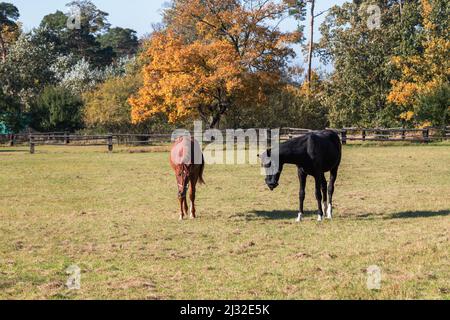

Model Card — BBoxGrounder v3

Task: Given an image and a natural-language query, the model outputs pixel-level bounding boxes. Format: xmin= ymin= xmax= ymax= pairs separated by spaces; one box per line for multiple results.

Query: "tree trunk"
xmin=209 ymin=112 xmax=222 ymax=129
xmin=307 ymin=0 xmax=316 ymax=90
xmin=207 ymin=101 xmax=229 ymax=129
xmin=198 ymin=106 xmax=223 ymax=129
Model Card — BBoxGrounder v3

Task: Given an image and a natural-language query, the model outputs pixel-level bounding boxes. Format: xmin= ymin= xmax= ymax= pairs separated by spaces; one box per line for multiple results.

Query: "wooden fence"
xmin=114 ymin=133 xmax=173 ymax=146
xmin=0 ymin=132 xmax=66 ymax=146
xmin=282 ymin=127 xmax=450 ymax=144
xmin=28 ymin=134 xmax=114 ymax=154
xmin=335 ymin=127 xmax=449 ymax=144
xmin=1 ymin=127 xmax=449 ymax=153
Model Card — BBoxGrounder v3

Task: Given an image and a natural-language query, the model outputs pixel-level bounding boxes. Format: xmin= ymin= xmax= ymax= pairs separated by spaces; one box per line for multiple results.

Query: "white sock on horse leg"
xmin=322 ymin=202 xmax=327 ymax=214
xmin=296 ymin=212 xmax=303 ymax=222
xmin=327 ymin=204 xmax=333 ymax=219
xmin=190 ymin=201 xmax=194 ymax=218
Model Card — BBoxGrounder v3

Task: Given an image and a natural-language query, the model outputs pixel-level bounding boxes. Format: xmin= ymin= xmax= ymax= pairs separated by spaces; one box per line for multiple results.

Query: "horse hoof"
xmin=296 ymin=213 xmax=303 ymax=223
xmin=317 ymin=215 xmax=323 ymax=222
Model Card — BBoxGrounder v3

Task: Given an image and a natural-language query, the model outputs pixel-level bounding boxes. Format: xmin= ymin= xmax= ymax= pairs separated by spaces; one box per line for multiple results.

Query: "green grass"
xmin=0 ymin=144 xmax=449 ymax=300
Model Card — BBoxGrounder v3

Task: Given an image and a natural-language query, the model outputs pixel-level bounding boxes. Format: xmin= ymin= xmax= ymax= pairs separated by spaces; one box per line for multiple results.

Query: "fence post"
xmin=29 ymin=135 xmax=35 ymax=154
xmin=108 ymin=134 xmax=113 ymax=152
xmin=362 ymin=130 xmax=366 ymax=142
xmin=65 ymin=131 xmax=70 ymax=144
xmin=341 ymin=129 xmax=347 ymax=145
xmin=9 ymin=134 xmax=15 ymax=147
xmin=401 ymin=129 xmax=406 ymax=140
xmin=423 ymin=128 xmax=429 ymax=143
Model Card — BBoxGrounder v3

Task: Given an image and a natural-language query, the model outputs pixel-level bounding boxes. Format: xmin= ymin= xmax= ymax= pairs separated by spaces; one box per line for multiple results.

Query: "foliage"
xmin=0 ymin=1 xmax=143 ymax=133
xmin=415 ymin=83 xmax=450 ymax=129
xmin=66 ymin=0 xmax=110 ymax=35
xmin=30 ymin=86 xmax=83 ymax=132
xmin=102 ymin=56 xmax=136 ymax=79
xmin=1 ymin=0 xmax=447 ymax=132
xmin=317 ymin=0 xmax=424 ymax=127
xmin=0 ymin=3 xmax=19 ymax=26
xmin=53 ymin=57 xmax=105 ymax=95
xmin=98 ymin=27 xmax=139 ymax=58
xmin=83 ymin=73 xmax=142 ymax=131
xmin=224 ymin=72 xmax=328 ymax=129
xmin=0 ymin=87 xmax=22 ymax=132
xmin=40 ymin=1 xmax=114 ymax=67
xmin=0 ymin=2 xmax=20 ymax=61
xmin=388 ymin=0 xmax=449 ymax=127
xmin=0 ymin=32 xmax=57 ymax=107
xmin=0 ymin=23 xmax=60 ymax=132
xmin=83 ymin=63 xmax=175 ymax=133
xmin=130 ymin=0 xmax=302 ymax=129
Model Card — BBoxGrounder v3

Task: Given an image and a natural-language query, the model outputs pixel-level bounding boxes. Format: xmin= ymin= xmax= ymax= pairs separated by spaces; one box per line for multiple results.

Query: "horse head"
xmin=258 ymin=149 xmax=282 ymax=191
xmin=175 ymin=164 xmax=190 ymax=198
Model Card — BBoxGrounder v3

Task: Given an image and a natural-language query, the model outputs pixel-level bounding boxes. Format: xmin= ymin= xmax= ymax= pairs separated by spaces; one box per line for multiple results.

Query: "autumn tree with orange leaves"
xmin=129 ymin=0 xmax=301 ymax=128
xmin=388 ymin=0 xmax=449 ymax=128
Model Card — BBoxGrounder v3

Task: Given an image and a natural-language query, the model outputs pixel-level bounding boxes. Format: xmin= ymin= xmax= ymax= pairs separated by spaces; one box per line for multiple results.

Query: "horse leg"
xmin=314 ymin=174 xmax=324 ymax=222
xmin=179 ymin=197 xmax=186 ymax=220
xmin=183 ymin=195 xmax=189 ymax=218
xmin=327 ymin=167 xmax=338 ymax=219
xmin=189 ymin=181 xmax=197 ymax=219
xmin=189 ymin=170 xmax=200 ymax=219
xmin=321 ymin=173 xmax=328 ymax=216
xmin=297 ymin=168 xmax=307 ymax=222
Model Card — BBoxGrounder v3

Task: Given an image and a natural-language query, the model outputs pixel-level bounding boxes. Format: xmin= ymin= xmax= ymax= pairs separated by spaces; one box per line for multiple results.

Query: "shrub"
xmin=30 ymin=86 xmax=83 ymax=132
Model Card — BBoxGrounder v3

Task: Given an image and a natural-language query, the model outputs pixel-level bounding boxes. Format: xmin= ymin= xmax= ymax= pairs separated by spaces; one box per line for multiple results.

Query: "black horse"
xmin=259 ymin=130 xmax=342 ymax=222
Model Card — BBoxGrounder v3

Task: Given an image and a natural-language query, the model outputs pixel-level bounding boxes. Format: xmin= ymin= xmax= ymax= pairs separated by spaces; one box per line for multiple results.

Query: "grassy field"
xmin=0 ymin=143 xmax=449 ymax=300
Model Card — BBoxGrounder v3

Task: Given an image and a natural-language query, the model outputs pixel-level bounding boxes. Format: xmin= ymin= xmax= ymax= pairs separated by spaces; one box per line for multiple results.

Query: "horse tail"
xmin=198 ymin=156 xmax=205 ymax=185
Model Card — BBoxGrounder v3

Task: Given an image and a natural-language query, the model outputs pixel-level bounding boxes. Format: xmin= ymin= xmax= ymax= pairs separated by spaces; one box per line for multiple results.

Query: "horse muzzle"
xmin=268 ymin=183 xmax=279 ymax=191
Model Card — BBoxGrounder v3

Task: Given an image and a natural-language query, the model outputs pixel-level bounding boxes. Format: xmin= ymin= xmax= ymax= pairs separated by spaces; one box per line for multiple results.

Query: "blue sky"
xmin=9 ymin=0 xmax=347 ymax=69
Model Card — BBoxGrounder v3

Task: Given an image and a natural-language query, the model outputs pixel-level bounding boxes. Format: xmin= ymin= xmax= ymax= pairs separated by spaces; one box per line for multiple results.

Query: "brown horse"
xmin=170 ymin=136 xmax=205 ymax=220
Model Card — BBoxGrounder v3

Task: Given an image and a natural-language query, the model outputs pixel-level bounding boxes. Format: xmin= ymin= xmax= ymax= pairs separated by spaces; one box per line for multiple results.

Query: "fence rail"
xmin=282 ymin=127 xmax=450 ymax=144
xmin=1 ymin=127 xmax=449 ymax=153
xmin=333 ymin=127 xmax=449 ymax=144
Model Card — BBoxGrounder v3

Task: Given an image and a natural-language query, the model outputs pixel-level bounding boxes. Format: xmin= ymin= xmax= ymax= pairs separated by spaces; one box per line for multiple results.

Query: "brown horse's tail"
xmin=198 ymin=156 xmax=205 ymax=185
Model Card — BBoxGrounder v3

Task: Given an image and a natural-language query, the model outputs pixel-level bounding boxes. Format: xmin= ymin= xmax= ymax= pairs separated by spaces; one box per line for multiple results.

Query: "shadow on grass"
xmin=246 ymin=209 xmax=450 ymax=221
xmin=248 ymin=210 xmax=318 ymax=220
xmin=0 ymin=149 xmax=27 ymax=153
xmin=387 ymin=210 xmax=449 ymax=219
